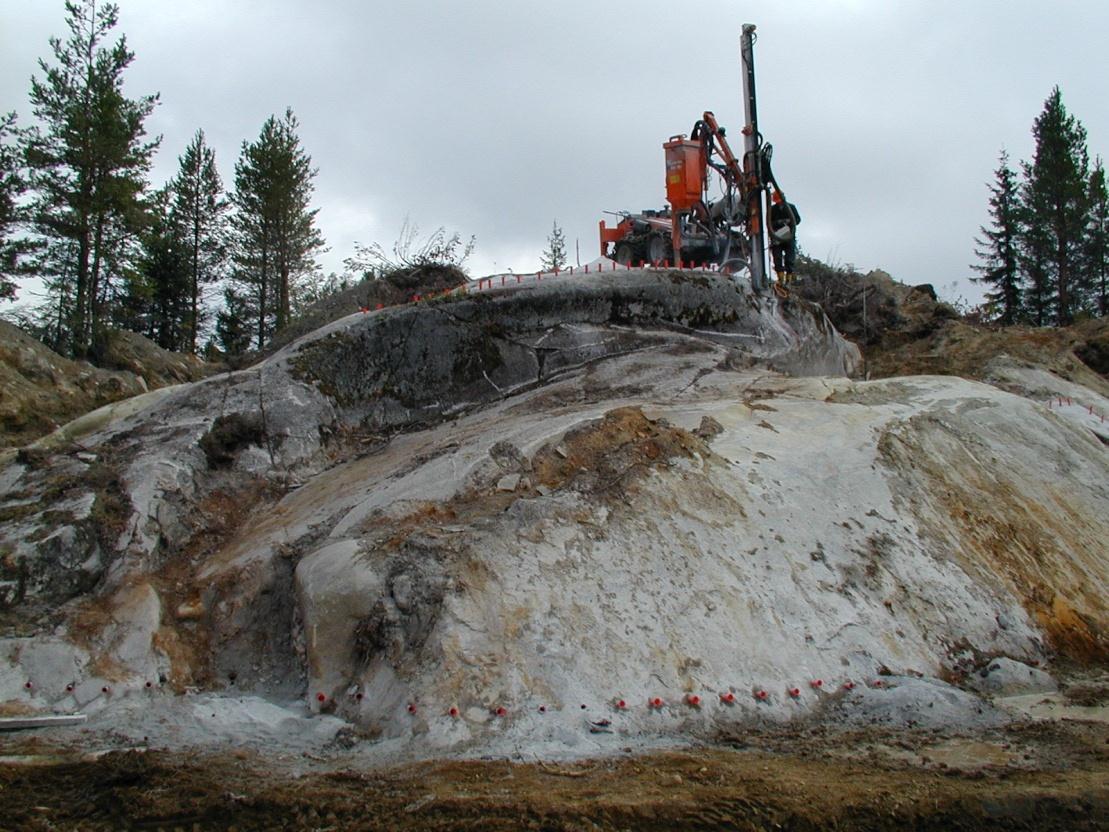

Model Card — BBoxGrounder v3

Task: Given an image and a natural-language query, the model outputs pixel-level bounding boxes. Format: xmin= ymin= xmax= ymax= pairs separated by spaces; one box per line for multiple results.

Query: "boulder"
xmin=968 ymin=657 xmax=1058 ymax=697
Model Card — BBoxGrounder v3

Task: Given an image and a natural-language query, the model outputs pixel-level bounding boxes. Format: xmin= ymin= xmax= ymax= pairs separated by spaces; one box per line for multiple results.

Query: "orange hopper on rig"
xmin=663 ymin=136 xmax=705 ymax=212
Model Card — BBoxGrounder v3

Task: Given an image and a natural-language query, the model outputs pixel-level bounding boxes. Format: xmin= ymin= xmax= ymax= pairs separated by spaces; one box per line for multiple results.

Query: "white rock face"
xmin=234 ymin=350 xmax=1105 ymax=754
xmin=983 ymin=354 xmax=1109 ymax=443
xmin=1 ymin=271 xmax=1106 ymax=758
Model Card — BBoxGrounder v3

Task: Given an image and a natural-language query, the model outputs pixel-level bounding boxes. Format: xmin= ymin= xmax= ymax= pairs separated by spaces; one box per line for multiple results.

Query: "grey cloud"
xmin=2 ymin=0 xmax=1107 ymax=304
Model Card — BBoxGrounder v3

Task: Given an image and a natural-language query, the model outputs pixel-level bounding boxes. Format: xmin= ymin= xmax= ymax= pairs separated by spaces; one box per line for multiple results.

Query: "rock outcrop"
xmin=1 ymin=268 xmax=1106 ymax=759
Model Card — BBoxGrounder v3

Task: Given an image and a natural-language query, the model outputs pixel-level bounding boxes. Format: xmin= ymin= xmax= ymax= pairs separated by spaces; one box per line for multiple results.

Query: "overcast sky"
xmin=3 ymin=0 xmax=1108 ymax=309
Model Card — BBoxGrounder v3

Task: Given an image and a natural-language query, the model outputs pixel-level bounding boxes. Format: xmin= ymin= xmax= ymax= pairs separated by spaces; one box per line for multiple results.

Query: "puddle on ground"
xmin=998 ymin=693 xmax=1109 ymax=725
xmin=917 ymin=739 xmax=1015 ymax=769
xmin=874 ymin=738 xmax=1016 ymax=771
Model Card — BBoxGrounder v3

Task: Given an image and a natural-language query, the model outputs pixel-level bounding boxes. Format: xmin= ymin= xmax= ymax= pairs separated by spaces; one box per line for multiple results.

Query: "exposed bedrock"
xmin=0 ymin=270 xmax=855 ymax=616
xmin=287 ymin=269 xmax=860 ymax=431
xmin=1 ymin=270 xmax=1105 ymax=755
xmin=272 ymin=371 xmax=1106 ymax=750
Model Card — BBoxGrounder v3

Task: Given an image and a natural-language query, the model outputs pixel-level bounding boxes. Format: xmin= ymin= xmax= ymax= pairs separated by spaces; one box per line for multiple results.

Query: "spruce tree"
xmin=0 ymin=113 xmax=32 ymax=301
xmin=230 ymin=109 xmax=323 ymax=349
xmin=24 ymin=0 xmax=159 ymax=356
xmin=1084 ymin=160 xmax=1108 ymax=317
xmin=170 ymin=130 xmax=228 ymax=353
xmin=1020 ymin=87 xmax=1090 ymax=326
xmin=541 ymin=220 xmax=567 ymax=271
xmin=215 ymin=285 xmax=252 ymax=356
xmin=972 ymin=150 xmax=1023 ymax=324
xmin=1020 ymin=235 xmax=1054 ymax=327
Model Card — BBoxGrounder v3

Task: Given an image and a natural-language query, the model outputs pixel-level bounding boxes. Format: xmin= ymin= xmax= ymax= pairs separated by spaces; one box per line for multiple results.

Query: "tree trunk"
xmin=275 ymin=213 xmax=289 ymax=330
xmin=191 ymin=208 xmax=200 ymax=354
xmin=1057 ymin=240 xmax=1070 ymax=326
xmin=89 ymin=213 xmax=106 ymax=352
xmin=278 ymin=254 xmax=289 ymax=331
xmin=257 ymin=237 xmax=268 ymax=351
xmin=73 ymin=229 xmax=91 ymax=358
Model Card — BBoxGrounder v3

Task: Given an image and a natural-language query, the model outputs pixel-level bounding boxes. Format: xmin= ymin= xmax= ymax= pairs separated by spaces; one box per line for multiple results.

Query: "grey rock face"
xmin=1 ymin=266 xmax=1106 ymax=761
xmin=831 ymin=676 xmax=1009 ymax=730
xmin=968 ymin=657 xmax=1058 ymax=697
xmin=289 ymin=271 xmax=859 ymax=433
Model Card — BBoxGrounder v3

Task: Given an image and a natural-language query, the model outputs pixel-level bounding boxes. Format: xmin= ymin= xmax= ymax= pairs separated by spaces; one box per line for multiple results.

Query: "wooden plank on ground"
xmin=0 ymin=714 xmax=87 ymax=731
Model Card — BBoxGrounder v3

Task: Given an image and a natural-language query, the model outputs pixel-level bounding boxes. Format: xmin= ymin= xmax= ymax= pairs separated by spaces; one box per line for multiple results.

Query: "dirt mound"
xmin=790 ymin=261 xmax=957 ymax=349
xmin=530 ymin=406 xmax=704 ymax=495
xmin=91 ymin=329 xmax=211 ymax=389
xmin=868 ymin=317 xmax=1109 ymax=395
xmin=791 ymin=260 xmax=1109 ymax=392
xmin=0 ymin=322 xmax=211 ymax=449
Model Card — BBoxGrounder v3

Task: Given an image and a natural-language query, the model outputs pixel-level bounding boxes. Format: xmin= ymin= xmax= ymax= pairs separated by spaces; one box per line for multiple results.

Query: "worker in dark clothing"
xmin=769 ymin=189 xmax=801 ymax=283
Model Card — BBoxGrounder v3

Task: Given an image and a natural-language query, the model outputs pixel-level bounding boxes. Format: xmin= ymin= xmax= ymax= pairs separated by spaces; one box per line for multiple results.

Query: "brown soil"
xmin=148 ymin=479 xmax=284 ymax=690
xmin=359 ymin=406 xmax=708 ymax=555
xmin=530 ymin=406 xmax=705 ymax=496
xmin=876 ymin=413 xmax=1109 ymax=663
xmin=789 ymin=262 xmax=1109 ymax=391
xmin=62 ymin=476 xmax=280 ymax=692
xmin=1063 ymin=675 xmax=1109 ymax=707
xmin=867 ymin=317 xmax=1109 ymax=394
xmin=0 ymin=321 xmax=213 ymax=449
xmin=1 ymin=720 xmax=1106 ymax=830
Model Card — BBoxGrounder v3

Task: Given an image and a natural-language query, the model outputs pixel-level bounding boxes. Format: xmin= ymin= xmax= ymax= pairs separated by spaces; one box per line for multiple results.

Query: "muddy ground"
xmin=1 ymin=714 xmax=1106 ymax=831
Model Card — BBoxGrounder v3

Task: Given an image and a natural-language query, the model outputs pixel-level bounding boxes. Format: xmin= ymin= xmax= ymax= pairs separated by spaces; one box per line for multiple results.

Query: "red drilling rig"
xmin=598 ymin=24 xmax=792 ymax=292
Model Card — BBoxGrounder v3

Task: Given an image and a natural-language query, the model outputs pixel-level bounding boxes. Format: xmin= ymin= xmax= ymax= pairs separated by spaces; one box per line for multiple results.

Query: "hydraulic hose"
xmin=761 ymin=143 xmax=797 ymax=237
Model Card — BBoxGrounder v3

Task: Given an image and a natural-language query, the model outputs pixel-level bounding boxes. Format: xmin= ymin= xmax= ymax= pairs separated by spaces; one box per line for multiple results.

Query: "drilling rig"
xmin=598 ymin=24 xmax=790 ymax=292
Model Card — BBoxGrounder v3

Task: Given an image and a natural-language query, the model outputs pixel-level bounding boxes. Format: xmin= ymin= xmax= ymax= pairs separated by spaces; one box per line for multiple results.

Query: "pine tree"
xmin=170 ymin=129 xmax=228 ymax=353
xmin=540 ymin=220 xmax=567 ymax=271
xmin=971 ymin=150 xmax=1023 ymax=324
xmin=24 ymin=0 xmax=159 ymax=357
xmin=101 ymin=209 xmax=152 ymax=333
xmin=229 ymin=108 xmax=324 ymax=349
xmin=1020 ymin=87 xmax=1090 ymax=326
xmin=0 ymin=113 xmax=33 ymax=301
xmin=1084 ymin=160 xmax=1108 ymax=317
xmin=139 ymin=187 xmax=190 ymax=350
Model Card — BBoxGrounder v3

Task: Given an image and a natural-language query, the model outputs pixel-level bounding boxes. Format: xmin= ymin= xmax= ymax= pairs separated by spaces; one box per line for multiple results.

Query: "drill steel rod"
xmin=741 ymin=24 xmax=769 ymax=292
